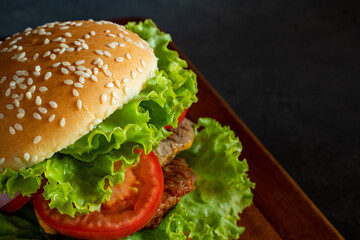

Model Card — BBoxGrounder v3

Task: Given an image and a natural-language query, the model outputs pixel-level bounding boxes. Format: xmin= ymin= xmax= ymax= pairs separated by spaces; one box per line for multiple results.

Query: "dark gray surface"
xmin=0 ymin=0 xmax=359 ymax=238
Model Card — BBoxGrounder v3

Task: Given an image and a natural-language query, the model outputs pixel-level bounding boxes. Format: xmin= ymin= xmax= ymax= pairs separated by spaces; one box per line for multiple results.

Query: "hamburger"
xmin=0 ymin=19 xmax=254 ymax=239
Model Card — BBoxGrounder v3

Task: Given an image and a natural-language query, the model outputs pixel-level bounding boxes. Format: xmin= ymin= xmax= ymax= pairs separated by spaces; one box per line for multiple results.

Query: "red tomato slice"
xmin=33 ymin=151 xmax=164 ymax=239
xmin=165 ymin=109 xmax=188 ymax=130
xmin=1 ymin=194 xmax=31 ymax=213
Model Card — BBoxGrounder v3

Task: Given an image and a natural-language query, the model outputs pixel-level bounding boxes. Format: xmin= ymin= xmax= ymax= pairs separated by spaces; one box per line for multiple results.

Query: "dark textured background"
xmin=0 ymin=0 xmax=359 ymax=238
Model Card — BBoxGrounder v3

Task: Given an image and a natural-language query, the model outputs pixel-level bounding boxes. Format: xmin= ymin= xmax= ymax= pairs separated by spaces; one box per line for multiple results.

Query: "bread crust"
xmin=0 ymin=20 xmax=157 ymax=171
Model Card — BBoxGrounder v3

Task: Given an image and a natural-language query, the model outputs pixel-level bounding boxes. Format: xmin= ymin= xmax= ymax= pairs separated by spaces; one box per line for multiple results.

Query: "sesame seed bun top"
xmin=0 ymin=20 xmax=157 ymax=171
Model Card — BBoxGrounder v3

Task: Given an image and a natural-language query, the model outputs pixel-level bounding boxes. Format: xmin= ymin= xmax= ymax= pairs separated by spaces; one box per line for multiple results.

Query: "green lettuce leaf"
xmin=0 ymin=118 xmax=254 ymax=240
xmin=126 ymin=118 xmax=254 ymax=240
xmin=0 ymin=19 xmax=197 ymax=217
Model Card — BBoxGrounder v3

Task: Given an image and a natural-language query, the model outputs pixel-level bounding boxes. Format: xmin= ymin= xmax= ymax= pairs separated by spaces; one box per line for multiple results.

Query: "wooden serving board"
xmin=112 ymin=18 xmax=344 ymax=240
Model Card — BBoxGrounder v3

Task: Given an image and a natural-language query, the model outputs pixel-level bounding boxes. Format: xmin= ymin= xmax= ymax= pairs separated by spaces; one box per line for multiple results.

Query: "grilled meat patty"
xmin=145 ymin=118 xmax=197 ymax=229
xmin=145 ymin=158 xmax=196 ymax=229
xmin=154 ymin=118 xmax=195 ymax=166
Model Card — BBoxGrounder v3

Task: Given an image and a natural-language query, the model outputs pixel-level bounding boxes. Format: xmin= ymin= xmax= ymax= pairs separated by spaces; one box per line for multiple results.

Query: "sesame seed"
xmin=61 ymin=68 xmax=69 ymax=74
xmin=122 ymin=78 xmax=129 ymax=83
xmin=18 ymin=52 xmax=26 ymax=59
xmin=111 ymin=97 xmax=116 ymax=105
xmin=125 ymin=53 xmax=131 ymax=59
xmin=17 ymin=112 xmax=25 ymax=119
xmin=78 ymin=76 xmax=85 ymax=83
xmin=18 ymin=46 xmax=23 ymax=51
xmin=104 ymin=51 xmax=111 ymax=57
xmin=124 ymin=37 xmax=132 ymax=43
xmin=78 ymin=39 xmax=85 ymax=43
xmin=107 ymin=33 xmax=116 ymax=38
xmin=24 ymin=153 xmax=30 ymax=161
xmin=18 ymin=57 xmax=27 ymax=62
xmin=66 ymin=47 xmax=75 ymax=52
xmin=106 ymin=82 xmax=114 ymax=88
xmin=105 ymin=30 xmax=110 ymax=33
xmin=60 ymin=118 xmax=65 ymax=127
xmin=131 ymin=71 xmax=136 ymax=79
xmin=97 ymin=61 xmax=104 ymax=68
xmin=72 ymin=89 xmax=79 ymax=97
xmin=77 ymin=66 xmax=86 ymax=71
xmin=76 ymin=60 xmax=85 ymax=65
xmin=60 ymin=26 xmax=69 ymax=30
xmin=74 ymin=82 xmax=83 ymax=88
xmin=44 ymin=38 xmax=50 ymax=44
xmin=65 ymin=32 xmax=72 ymax=37
xmin=62 ymin=61 xmax=71 ymax=66
xmin=33 ymin=71 xmax=40 ymax=76
xmin=19 ymin=84 xmax=27 ymax=90
xmin=35 ymin=96 xmax=42 ymax=105
xmin=64 ymin=79 xmax=73 ymax=85
xmin=116 ymin=57 xmax=124 ymax=63
xmin=52 ymin=37 xmax=62 ymax=42
xmin=112 ymin=92 xmax=118 ymax=99
xmin=49 ymin=101 xmax=58 ymax=108
xmin=33 ymin=112 xmax=41 ymax=120
xmin=77 ymin=46 xmax=83 ymax=51
xmin=0 ymin=158 xmax=4 ymax=165
xmin=119 ymin=43 xmax=125 ymax=47
xmin=39 ymin=86 xmax=48 ymax=92
xmin=13 ymin=99 xmax=20 ymax=107
xmin=74 ymin=41 xmax=81 ymax=46
xmin=93 ymin=67 xmax=99 ymax=75
xmin=43 ymin=51 xmax=51 ymax=57
xmin=18 ymin=94 xmax=24 ymax=101
xmin=102 ymin=64 xmax=108 ymax=70
xmin=104 ymin=70 xmax=112 ymax=77
xmin=33 ymin=136 xmax=41 ymax=144
xmin=53 ymin=48 xmax=60 ymax=53
xmin=75 ymin=71 xmax=84 ymax=76
xmin=93 ymin=58 xmax=101 ymax=65
xmin=26 ymin=78 xmax=32 ymax=85
xmin=114 ymin=79 xmax=121 ymax=88
xmin=14 ymin=157 xmax=22 ymax=163
xmin=95 ymin=50 xmax=104 ymax=56
xmin=18 ymin=108 xmax=25 ymax=113
xmin=68 ymin=66 xmax=76 ymax=71
xmin=85 ymin=34 xmax=90 ymax=39
xmin=90 ymin=31 xmax=95 ymax=36
xmin=52 ymin=62 xmax=61 ymax=68
xmin=10 ymin=81 xmax=16 ymax=87
xmin=106 ymin=43 xmax=116 ymax=49
xmin=6 ymin=104 xmax=14 ymax=110
xmin=25 ymin=92 xmax=32 ymax=99
xmin=14 ymin=123 xmax=23 ymax=131
xmin=38 ymin=107 xmax=47 ymax=114
xmin=60 ymin=43 xmax=69 ymax=48
xmin=50 ymin=54 xmax=56 ymax=60
xmin=82 ymin=43 xmax=89 ymax=50
xmin=33 ymin=53 xmax=39 ymax=61
xmin=1 ymin=76 xmax=7 ymax=84
xmin=91 ymin=75 xmax=98 ymax=82
xmin=29 ymin=85 xmax=36 ymax=93
xmin=101 ymin=94 xmax=107 ymax=103
xmin=141 ymin=59 xmax=146 ymax=67
xmin=31 ymin=155 xmax=39 ymax=163
xmin=48 ymin=114 xmax=55 ymax=122
xmin=44 ymin=72 xmax=52 ymax=80
xmin=9 ymin=126 xmax=15 ymax=135
xmin=137 ymin=68 xmax=143 ymax=73
xmin=0 ymin=113 xmax=4 ymax=119
xmin=77 ymin=99 xmax=82 ymax=109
